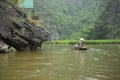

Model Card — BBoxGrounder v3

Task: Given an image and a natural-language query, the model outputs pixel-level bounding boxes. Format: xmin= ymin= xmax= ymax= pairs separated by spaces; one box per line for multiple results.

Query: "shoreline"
xmin=44 ymin=40 xmax=120 ymax=44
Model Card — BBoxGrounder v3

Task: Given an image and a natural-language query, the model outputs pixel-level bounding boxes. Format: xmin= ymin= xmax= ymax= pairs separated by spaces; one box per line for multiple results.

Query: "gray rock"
xmin=0 ymin=40 xmax=9 ymax=53
xmin=0 ymin=1 xmax=49 ymax=51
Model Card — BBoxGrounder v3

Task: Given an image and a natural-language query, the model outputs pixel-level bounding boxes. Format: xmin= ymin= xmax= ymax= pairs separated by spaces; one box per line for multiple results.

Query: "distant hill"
xmin=34 ymin=0 xmax=120 ymax=40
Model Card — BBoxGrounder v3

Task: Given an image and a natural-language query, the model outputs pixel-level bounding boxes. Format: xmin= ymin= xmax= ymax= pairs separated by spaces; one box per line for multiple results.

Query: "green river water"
xmin=0 ymin=44 xmax=120 ymax=80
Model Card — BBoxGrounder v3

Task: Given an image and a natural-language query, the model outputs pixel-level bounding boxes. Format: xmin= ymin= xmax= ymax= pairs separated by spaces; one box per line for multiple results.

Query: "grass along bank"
xmin=44 ymin=40 xmax=120 ymax=44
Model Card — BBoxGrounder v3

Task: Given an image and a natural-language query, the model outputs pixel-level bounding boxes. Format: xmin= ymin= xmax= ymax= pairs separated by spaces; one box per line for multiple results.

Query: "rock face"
xmin=92 ymin=0 xmax=120 ymax=39
xmin=0 ymin=1 xmax=49 ymax=51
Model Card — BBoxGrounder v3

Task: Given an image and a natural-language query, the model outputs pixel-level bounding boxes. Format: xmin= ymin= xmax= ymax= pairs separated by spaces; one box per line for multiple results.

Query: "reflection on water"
xmin=0 ymin=44 xmax=120 ymax=80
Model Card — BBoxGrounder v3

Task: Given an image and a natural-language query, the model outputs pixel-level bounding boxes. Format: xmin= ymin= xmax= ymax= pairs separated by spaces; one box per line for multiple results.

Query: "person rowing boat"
xmin=74 ymin=38 xmax=87 ymax=50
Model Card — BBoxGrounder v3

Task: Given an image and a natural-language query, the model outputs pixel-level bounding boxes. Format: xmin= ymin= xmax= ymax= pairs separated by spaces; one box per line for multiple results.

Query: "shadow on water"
xmin=0 ymin=52 xmax=15 ymax=66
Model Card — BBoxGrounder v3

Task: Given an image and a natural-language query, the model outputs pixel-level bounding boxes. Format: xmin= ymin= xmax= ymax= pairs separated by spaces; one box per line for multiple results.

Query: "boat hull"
xmin=74 ymin=46 xmax=87 ymax=50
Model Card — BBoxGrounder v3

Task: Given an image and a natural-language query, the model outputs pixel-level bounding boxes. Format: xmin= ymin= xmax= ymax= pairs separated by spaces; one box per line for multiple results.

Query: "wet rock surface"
xmin=0 ymin=40 xmax=9 ymax=53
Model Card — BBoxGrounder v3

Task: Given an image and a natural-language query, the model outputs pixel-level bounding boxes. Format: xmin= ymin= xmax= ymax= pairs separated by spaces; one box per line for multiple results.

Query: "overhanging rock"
xmin=0 ymin=1 xmax=49 ymax=51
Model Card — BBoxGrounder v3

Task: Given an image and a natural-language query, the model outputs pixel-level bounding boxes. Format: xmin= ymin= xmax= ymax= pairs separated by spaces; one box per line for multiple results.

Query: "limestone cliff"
xmin=0 ymin=1 xmax=49 ymax=52
xmin=92 ymin=0 xmax=120 ymax=39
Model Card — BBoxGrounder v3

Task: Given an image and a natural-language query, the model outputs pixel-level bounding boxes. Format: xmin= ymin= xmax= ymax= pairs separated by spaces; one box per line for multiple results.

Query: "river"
xmin=0 ymin=44 xmax=120 ymax=80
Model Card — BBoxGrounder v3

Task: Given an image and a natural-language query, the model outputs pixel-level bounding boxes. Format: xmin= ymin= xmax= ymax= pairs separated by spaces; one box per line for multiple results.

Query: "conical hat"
xmin=80 ymin=38 xmax=84 ymax=41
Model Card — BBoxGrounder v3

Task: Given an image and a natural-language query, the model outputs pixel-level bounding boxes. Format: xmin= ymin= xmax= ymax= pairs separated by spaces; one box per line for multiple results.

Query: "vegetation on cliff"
xmin=34 ymin=0 xmax=120 ymax=40
xmin=34 ymin=0 xmax=107 ymax=40
xmin=91 ymin=0 xmax=120 ymax=39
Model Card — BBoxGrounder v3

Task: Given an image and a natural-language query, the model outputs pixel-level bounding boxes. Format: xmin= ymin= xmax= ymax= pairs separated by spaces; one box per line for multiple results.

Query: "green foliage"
xmin=34 ymin=0 xmax=120 ymax=40
xmin=35 ymin=0 xmax=106 ymax=40
xmin=91 ymin=0 xmax=120 ymax=39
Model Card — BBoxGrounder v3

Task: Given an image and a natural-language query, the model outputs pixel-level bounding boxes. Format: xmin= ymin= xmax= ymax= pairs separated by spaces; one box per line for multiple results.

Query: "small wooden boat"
xmin=75 ymin=47 xmax=87 ymax=50
xmin=74 ymin=44 xmax=87 ymax=50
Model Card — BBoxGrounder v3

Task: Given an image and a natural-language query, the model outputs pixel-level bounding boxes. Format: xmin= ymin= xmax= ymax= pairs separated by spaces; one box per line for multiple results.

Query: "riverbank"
xmin=44 ymin=40 xmax=120 ymax=44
